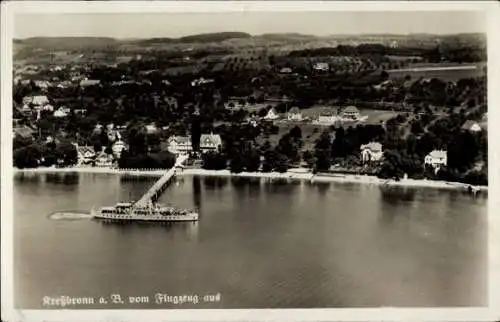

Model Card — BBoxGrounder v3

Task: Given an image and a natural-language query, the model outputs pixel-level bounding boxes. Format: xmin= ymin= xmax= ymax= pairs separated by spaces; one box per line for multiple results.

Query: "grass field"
xmin=388 ymin=63 xmax=486 ymax=82
xmin=256 ymin=107 xmax=399 ymax=152
xmin=256 ymin=122 xmax=324 ymax=152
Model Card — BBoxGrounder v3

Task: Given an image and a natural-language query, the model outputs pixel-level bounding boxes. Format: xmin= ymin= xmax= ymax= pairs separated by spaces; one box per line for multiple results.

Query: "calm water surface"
xmin=13 ymin=172 xmax=488 ymax=308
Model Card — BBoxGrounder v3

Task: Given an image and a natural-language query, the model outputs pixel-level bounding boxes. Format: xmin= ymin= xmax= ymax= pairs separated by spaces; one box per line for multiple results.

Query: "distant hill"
xmin=16 ymin=37 xmax=118 ymax=48
xmin=179 ymin=32 xmax=251 ymax=43
xmin=13 ymin=32 xmax=486 ymax=62
xmin=257 ymin=33 xmax=319 ymax=42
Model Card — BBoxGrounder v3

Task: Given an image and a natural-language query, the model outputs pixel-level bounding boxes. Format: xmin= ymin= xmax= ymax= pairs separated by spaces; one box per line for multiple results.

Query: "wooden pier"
xmin=135 ymin=155 xmax=188 ymax=206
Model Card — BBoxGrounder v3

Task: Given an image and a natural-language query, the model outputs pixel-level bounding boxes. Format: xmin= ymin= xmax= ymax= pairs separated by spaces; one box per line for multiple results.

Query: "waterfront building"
xmin=287 ymin=107 xmax=303 ymax=121
xmin=360 ymin=142 xmax=383 ymax=162
xmin=200 ymin=133 xmax=222 ymax=153
xmin=424 ymin=150 xmax=447 ymax=170
xmin=75 ymin=145 xmax=96 ymax=165
xmin=167 ymin=136 xmax=192 ymax=155
xmin=167 ymin=133 xmax=222 ymax=155
xmin=95 ymin=150 xmax=114 ymax=167
xmin=112 ymin=140 xmax=126 ymax=159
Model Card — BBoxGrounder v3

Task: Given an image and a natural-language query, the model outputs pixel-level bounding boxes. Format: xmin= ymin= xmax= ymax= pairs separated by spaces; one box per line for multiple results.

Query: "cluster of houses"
xmin=358 ymin=120 xmax=484 ymax=174
xmin=20 ymin=95 xmax=77 ymax=119
xmin=359 ymin=141 xmax=447 ymax=173
xmin=166 ymin=133 xmax=222 ymax=156
xmin=74 ymin=124 xmax=127 ymax=167
xmin=260 ymin=105 xmax=366 ymax=125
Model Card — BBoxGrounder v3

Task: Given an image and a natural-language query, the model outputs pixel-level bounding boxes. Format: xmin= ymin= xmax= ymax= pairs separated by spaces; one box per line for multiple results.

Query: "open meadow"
xmin=387 ymin=63 xmax=486 ymax=82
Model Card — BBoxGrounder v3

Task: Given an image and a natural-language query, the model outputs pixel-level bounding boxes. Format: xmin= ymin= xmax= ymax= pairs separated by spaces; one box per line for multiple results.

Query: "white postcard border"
xmin=2 ymin=1 xmax=499 ymax=322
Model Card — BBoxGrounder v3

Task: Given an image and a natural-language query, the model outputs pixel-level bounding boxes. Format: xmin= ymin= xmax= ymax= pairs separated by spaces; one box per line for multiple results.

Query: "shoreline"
xmin=13 ymin=166 xmax=488 ymax=192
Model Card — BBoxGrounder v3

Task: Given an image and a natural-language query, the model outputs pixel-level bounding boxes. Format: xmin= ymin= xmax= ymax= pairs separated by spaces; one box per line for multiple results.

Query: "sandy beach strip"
xmin=13 ymin=167 xmax=487 ymax=192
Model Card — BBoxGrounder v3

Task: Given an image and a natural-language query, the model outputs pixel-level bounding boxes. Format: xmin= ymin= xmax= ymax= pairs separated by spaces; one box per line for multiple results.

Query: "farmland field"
xmin=387 ymin=63 xmax=486 ymax=82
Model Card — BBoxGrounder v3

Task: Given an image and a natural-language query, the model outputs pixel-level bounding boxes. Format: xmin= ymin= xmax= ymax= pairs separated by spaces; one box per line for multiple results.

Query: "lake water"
xmin=13 ymin=172 xmax=488 ymax=309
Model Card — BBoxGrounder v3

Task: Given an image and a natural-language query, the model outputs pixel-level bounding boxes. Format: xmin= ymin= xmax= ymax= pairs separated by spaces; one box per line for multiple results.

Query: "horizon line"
xmin=13 ymin=31 xmax=487 ymax=41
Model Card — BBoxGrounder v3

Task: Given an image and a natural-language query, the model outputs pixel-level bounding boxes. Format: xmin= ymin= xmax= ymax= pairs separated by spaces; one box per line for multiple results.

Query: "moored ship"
xmin=91 ymin=201 xmax=199 ymax=222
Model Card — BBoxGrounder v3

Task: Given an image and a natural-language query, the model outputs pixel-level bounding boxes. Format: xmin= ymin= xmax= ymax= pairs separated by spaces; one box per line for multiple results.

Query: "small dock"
xmin=135 ymin=155 xmax=188 ymax=206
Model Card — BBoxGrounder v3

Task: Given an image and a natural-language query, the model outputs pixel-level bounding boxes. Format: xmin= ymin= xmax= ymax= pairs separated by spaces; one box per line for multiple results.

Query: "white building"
xmin=112 ymin=140 xmax=126 ymax=159
xmin=167 ymin=133 xmax=222 ymax=155
xmin=53 ymin=107 xmax=70 ymax=118
xmin=425 ymin=150 xmax=447 ymax=170
xmin=313 ymin=62 xmax=329 ymax=71
xmin=340 ymin=106 xmax=361 ymax=121
xmin=360 ymin=142 xmax=383 ymax=162
xmin=279 ymin=67 xmax=293 ymax=74
xmin=23 ymin=95 xmax=49 ymax=106
xmin=287 ymin=107 xmax=303 ymax=121
xmin=167 ymin=136 xmax=192 ymax=155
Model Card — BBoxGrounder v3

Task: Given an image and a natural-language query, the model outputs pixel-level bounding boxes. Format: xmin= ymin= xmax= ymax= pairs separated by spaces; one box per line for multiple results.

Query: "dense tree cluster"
xmin=13 ymin=139 xmax=77 ymax=169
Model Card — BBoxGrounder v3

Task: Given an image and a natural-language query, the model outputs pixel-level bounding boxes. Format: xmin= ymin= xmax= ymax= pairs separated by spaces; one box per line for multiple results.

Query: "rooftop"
xmin=428 ymin=150 xmax=447 ymax=159
xmin=361 ymin=142 xmax=382 ymax=152
xmin=343 ymin=106 xmax=359 ymax=113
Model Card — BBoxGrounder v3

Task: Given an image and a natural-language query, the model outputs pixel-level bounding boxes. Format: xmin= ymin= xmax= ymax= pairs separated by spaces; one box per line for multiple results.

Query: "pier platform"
xmin=135 ymin=155 xmax=188 ymax=206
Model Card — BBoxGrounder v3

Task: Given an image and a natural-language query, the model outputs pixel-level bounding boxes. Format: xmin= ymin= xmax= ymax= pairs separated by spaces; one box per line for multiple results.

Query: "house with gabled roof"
xmin=168 ymin=133 xmax=222 ymax=155
xmin=75 ymin=145 xmax=96 ymax=165
xmin=360 ymin=142 xmax=383 ymax=163
xmin=167 ymin=136 xmax=192 ymax=155
xmin=200 ymin=133 xmax=222 ymax=152
xmin=340 ymin=106 xmax=360 ymax=121
xmin=424 ymin=150 xmax=447 ymax=170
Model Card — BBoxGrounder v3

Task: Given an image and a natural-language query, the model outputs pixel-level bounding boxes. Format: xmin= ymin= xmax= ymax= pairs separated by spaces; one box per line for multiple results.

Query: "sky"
xmin=14 ymin=11 xmax=486 ymax=39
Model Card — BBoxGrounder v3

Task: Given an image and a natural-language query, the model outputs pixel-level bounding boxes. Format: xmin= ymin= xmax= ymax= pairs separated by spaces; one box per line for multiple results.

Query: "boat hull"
xmin=91 ymin=209 xmax=199 ymax=222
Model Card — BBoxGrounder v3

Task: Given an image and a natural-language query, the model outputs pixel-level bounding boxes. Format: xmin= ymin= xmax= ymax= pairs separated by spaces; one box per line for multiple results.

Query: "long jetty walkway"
xmin=135 ymin=154 xmax=188 ymax=206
